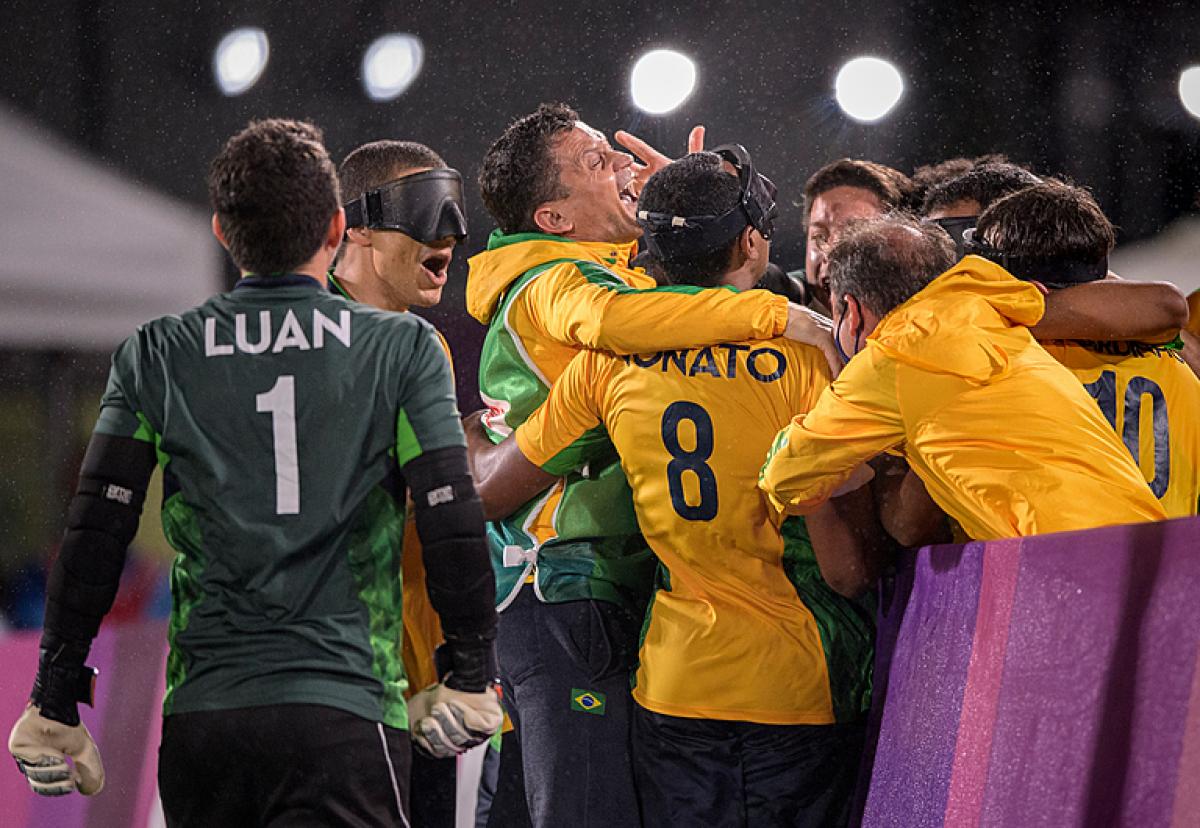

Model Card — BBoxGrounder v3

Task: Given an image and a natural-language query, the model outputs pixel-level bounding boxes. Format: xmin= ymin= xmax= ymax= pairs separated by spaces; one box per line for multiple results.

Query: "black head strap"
xmin=963 ymin=228 xmax=1108 ymax=286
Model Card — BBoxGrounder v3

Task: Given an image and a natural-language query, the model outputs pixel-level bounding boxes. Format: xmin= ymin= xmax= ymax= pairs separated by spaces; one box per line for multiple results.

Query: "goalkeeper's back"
xmin=96 ymin=278 xmax=463 ymax=725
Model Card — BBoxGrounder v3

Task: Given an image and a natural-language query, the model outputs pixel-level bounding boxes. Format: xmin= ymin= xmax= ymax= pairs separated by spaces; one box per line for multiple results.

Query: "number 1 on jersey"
xmin=257 ymin=375 xmax=300 ymax=515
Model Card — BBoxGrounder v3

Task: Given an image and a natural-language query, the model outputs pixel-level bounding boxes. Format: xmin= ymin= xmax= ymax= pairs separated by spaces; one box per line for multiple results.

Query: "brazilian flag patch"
xmin=570 ymin=688 xmax=607 ymax=716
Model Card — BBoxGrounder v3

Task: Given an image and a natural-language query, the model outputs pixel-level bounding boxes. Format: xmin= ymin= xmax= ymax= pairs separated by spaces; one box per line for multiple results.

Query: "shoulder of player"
xmin=772 ymin=336 xmax=828 ymax=363
xmin=527 ymin=257 xmax=645 ymax=295
xmin=314 ymin=294 xmax=434 ymax=334
xmin=122 ymin=311 xmax=190 ymax=351
xmin=751 ymin=337 xmax=832 ymax=380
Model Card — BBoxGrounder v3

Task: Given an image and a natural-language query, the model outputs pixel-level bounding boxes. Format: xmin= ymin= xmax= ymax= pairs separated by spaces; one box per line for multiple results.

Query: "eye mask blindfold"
xmin=963 ymin=227 xmax=1108 ymax=287
xmin=637 ymin=143 xmax=778 ymax=262
xmin=344 ymin=168 xmax=468 ymax=243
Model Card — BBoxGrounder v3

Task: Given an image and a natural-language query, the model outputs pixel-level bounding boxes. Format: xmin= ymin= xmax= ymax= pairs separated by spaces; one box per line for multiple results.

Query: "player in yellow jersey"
xmin=473 ymin=150 xmax=888 ymax=827
xmin=468 ymin=104 xmax=838 ymax=828
xmin=970 ymin=181 xmax=1200 ymax=517
xmin=760 ymin=214 xmax=1166 ymax=539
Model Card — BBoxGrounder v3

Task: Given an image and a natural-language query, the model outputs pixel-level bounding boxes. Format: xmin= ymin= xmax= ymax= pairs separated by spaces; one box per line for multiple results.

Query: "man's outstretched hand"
xmin=614 ymin=126 xmax=706 ymax=194
xmin=9 ymin=703 xmax=104 ymax=797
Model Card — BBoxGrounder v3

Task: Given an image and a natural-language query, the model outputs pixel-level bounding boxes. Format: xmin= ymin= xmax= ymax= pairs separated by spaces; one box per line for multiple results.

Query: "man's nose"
xmin=612 ymin=150 xmax=634 ymax=170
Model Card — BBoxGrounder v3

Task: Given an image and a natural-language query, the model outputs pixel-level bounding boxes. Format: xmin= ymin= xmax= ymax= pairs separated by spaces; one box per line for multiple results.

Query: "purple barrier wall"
xmin=0 ymin=621 xmax=167 ymax=828
xmin=3 ymin=517 xmax=1199 ymax=825
xmin=864 ymin=515 xmax=1200 ymax=828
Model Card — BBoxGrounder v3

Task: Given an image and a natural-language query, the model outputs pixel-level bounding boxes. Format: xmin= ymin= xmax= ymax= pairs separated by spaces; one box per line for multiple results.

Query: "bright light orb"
xmin=1180 ymin=66 xmax=1200 ymax=120
xmin=214 ymin=28 xmax=269 ymax=96
xmin=835 ymin=57 xmax=904 ymax=123
xmin=630 ymin=49 xmax=697 ymax=115
xmin=363 ymin=34 xmax=425 ymax=101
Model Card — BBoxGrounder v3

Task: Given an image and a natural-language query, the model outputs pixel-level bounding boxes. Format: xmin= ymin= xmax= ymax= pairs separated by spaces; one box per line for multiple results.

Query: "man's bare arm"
xmin=462 ymin=411 xmax=556 ymax=521
xmin=1034 ymin=279 xmax=1187 ymax=341
xmin=804 ymin=483 xmax=891 ymax=599
xmin=870 ymin=456 xmax=952 ymax=548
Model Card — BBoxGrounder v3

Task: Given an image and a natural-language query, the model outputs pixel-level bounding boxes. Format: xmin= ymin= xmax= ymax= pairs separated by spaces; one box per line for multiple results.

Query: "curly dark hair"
xmin=339 ymin=140 xmax=446 ymax=204
xmin=479 ymin=102 xmax=577 ymax=235
xmin=975 ymin=180 xmax=1114 ymax=265
xmin=639 ymin=152 xmax=744 ymax=288
xmin=827 ymin=214 xmax=956 ymax=317
xmin=207 ymin=119 xmax=340 ymax=275
xmin=802 ymin=158 xmax=915 ymax=221
xmin=910 ymin=153 xmax=1010 ymax=208
xmin=921 ymin=162 xmax=1041 ymax=217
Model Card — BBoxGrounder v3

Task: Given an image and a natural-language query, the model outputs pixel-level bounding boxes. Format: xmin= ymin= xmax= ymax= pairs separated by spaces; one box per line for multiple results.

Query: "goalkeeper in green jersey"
xmin=7 ymin=118 xmax=500 ymax=827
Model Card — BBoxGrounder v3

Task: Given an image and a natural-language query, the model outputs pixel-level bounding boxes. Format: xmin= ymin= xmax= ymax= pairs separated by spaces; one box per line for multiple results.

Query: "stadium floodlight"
xmin=362 ymin=34 xmax=425 ymax=101
xmin=835 ymin=56 xmax=904 ymax=123
xmin=1181 ymin=65 xmax=1200 ymax=120
xmin=630 ymin=49 xmax=697 ymax=115
xmin=214 ymin=28 xmax=269 ymax=96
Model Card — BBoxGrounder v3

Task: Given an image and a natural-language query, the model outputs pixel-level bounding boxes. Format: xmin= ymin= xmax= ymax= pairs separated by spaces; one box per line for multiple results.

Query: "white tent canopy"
xmin=1111 ymin=215 xmax=1200 ymax=296
xmin=0 ymin=108 xmax=219 ymax=351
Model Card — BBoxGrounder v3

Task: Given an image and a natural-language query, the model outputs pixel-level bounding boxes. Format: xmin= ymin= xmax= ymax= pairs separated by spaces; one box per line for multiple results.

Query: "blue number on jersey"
xmin=661 ymin=401 xmax=719 ymax=521
xmin=1084 ymin=370 xmax=1170 ymax=497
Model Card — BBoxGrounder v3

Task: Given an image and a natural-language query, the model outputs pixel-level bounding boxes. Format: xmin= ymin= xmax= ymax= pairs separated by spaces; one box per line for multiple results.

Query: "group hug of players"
xmin=7 ymin=102 xmax=1200 ymax=827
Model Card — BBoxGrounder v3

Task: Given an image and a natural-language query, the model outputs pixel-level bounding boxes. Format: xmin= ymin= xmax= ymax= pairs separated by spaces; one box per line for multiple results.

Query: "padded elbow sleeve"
xmin=42 ymin=434 xmax=155 ymax=647
xmin=404 ymin=447 xmax=497 ymax=643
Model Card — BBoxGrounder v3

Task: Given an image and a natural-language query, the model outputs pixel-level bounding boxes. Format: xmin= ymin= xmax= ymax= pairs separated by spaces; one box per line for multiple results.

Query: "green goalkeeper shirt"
xmin=92 ymin=274 xmax=463 ymax=729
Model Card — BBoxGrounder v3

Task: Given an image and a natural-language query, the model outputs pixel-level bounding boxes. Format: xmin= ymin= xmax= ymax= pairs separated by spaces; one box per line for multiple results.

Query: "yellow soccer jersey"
xmin=515 ymin=338 xmax=863 ymax=725
xmin=1041 ymin=340 xmax=1200 ymax=517
xmin=760 ymin=258 xmax=1167 ymax=539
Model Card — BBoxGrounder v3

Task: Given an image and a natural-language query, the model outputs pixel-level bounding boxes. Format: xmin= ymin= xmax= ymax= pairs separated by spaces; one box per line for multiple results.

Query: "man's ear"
xmin=345 ymin=225 xmax=372 ymax=248
xmin=533 ymin=203 xmax=573 ymax=236
xmin=731 ymin=226 xmax=757 ymax=269
xmin=843 ymin=293 xmax=862 ymax=329
xmin=211 ymin=214 xmax=229 ymax=250
xmin=745 ymin=226 xmax=769 ymax=263
xmin=325 ymin=208 xmax=347 ymax=249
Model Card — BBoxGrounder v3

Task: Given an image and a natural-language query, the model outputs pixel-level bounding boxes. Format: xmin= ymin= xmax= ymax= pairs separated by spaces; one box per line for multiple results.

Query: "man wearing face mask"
xmin=759 ymin=214 xmax=1166 ymax=540
xmin=466 ymin=103 xmax=824 ymax=827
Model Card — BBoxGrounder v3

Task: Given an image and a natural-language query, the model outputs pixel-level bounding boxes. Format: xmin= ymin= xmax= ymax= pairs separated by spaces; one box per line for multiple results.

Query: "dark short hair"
xmin=208 ymin=119 xmax=340 ymax=275
xmin=826 ymin=214 xmax=957 ymax=318
xmin=803 ymin=158 xmax=914 ymax=221
xmin=975 ymin=180 xmax=1115 ymax=265
xmin=638 ymin=152 xmax=743 ymax=288
xmin=479 ymin=102 xmax=578 ymax=234
xmin=921 ymin=162 xmax=1041 ymax=217
xmin=911 ymin=153 xmax=1009 ymax=208
xmin=338 ymin=140 xmax=446 ymax=203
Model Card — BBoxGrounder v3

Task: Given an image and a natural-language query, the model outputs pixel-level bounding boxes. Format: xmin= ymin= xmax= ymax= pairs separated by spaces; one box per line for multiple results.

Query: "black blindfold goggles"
xmin=962 ymin=227 xmax=1108 ymax=287
xmin=344 ymin=168 xmax=468 ymax=243
xmin=637 ymin=143 xmax=778 ymax=262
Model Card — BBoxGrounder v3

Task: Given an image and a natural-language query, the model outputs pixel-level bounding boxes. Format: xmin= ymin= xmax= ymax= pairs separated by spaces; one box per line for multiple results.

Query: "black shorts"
xmin=632 ymin=704 xmax=865 ymax=828
xmin=158 ymin=703 xmax=411 ymax=828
